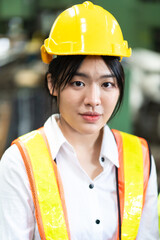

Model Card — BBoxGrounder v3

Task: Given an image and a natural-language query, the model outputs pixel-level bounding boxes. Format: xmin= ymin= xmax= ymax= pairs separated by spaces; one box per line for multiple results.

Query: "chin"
xmin=79 ymin=125 xmax=103 ymax=135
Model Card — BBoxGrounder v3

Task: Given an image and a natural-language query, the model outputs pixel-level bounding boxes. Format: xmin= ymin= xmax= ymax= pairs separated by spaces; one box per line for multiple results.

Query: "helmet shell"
xmin=41 ymin=1 xmax=131 ymax=63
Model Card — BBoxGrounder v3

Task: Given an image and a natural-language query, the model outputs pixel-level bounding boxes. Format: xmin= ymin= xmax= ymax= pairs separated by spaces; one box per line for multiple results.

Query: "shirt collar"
xmin=100 ymin=125 xmax=119 ymax=168
xmin=44 ymin=114 xmax=70 ymax=159
xmin=44 ymin=114 xmax=119 ymax=168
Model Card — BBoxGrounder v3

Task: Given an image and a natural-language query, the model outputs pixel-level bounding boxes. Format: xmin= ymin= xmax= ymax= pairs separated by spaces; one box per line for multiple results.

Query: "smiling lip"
xmin=80 ymin=112 xmax=101 ymax=122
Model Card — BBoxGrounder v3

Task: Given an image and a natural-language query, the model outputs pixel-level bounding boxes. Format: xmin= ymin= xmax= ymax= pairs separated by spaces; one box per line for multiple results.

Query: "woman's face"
xmin=52 ymin=56 xmax=120 ymax=135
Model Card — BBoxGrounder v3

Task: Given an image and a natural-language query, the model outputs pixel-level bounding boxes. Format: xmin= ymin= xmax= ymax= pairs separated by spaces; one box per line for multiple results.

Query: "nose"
xmin=84 ymin=84 xmax=101 ymax=107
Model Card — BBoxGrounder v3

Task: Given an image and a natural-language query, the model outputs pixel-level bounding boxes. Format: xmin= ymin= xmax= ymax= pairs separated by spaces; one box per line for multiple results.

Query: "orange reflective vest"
xmin=12 ymin=127 xmax=150 ymax=240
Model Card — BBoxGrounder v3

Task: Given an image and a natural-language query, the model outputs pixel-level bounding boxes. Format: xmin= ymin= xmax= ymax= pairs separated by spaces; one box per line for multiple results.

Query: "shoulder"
xmin=111 ymin=129 xmax=149 ymax=150
xmin=111 ymin=128 xmax=144 ymax=140
xmin=0 ymin=144 xmax=30 ymax=194
xmin=111 ymin=129 xmax=150 ymax=157
xmin=1 ymin=144 xmax=24 ymax=170
xmin=0 ymin=114 xmax=54 ymax=170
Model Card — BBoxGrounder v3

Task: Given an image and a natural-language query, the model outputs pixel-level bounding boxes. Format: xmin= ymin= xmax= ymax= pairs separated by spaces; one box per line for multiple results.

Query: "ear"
xmin=47 ymin=73 xmax=58 ymax=96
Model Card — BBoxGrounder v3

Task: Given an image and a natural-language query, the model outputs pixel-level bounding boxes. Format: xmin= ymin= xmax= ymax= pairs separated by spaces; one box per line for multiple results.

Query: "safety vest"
xmin=12 ymin=127 xmax=150 ymax=240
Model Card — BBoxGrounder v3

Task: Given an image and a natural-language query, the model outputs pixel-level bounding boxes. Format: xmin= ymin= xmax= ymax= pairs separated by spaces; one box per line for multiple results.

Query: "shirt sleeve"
xmin=0 ymin=144 xmax=36 ymax=240
xmin=136 ymin=156 xmax=159 ymax=240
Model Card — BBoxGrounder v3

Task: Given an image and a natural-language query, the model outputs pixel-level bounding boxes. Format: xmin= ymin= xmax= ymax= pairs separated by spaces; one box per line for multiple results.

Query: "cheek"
xmin=64 ymin=87 xmax=84 ymax=101
xmin=103 ymin=90 xmax=120 ymax=107
xmin=58 ymin=90 xmax=80 ymax=112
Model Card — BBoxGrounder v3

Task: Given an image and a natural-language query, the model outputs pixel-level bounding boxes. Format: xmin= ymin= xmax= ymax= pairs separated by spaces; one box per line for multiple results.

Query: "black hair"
xmin=102 ymin=56 xmax=124 ymax=119
xmin=45 ymin=55 xmax=125 ymax=121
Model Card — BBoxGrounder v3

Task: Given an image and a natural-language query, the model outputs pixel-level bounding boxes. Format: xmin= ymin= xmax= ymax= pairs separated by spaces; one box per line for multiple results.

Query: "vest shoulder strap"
xmin=112 ymin=129 xmax=150 ymax=240
xmin=12 ymin=127 xmax=70 ymax=240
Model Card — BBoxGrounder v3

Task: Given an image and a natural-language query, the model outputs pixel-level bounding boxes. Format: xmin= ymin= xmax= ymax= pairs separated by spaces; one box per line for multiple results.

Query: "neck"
xmin=57 ymin=117 xmax=103 ymax=152
xmin=57 ymin=116 xmax=104 ymax=179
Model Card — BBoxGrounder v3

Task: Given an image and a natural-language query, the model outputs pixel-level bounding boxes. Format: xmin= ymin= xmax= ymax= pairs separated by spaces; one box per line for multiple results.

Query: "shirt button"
xmin=101 ymin=157 xmax=105 ymax=162
xmin=95 ymin=219 xmax=100 ymax=224
xmin=89 ymin=183 xmax=94 ymax=189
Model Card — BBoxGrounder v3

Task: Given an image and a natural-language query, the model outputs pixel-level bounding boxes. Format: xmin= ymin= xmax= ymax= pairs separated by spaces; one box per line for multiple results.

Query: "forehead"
xmin=77 ymin=56 xmax=111 ymax=75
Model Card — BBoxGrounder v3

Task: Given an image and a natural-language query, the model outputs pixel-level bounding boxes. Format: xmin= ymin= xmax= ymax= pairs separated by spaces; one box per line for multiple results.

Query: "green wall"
xmin=0 ymin=0 xmax=36 ymax=19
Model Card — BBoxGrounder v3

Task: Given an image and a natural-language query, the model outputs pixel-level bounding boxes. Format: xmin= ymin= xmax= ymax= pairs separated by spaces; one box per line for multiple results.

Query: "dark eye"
xmin=71 ymin=81 xmax=84 ymax=87
xmin=102 ymin=82 xmax=113 ymax=88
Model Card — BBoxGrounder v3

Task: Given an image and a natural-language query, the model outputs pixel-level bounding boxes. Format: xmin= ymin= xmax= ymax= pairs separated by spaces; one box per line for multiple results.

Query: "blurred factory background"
xmin=0 ymin=0 xmax=160 ymax=187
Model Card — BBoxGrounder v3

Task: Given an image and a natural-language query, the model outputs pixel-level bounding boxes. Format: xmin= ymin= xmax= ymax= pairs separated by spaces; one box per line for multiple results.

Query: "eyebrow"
xmin=74 ymin=72 xmax=115 ymax=79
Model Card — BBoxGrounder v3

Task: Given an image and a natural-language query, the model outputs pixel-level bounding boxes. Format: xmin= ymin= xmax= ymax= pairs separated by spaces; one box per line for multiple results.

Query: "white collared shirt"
xmin=0 ymin=114 xmax=159 ymax=240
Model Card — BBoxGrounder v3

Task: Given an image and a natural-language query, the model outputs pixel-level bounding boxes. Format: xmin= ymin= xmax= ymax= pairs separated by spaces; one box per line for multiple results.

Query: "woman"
xmin=0 ymin=2 xmax=159 ymax=239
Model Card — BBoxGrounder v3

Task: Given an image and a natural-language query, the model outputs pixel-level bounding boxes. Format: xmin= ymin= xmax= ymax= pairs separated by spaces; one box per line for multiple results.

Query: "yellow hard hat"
xmin=41 ymin=1 xmax=131 ymax=64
